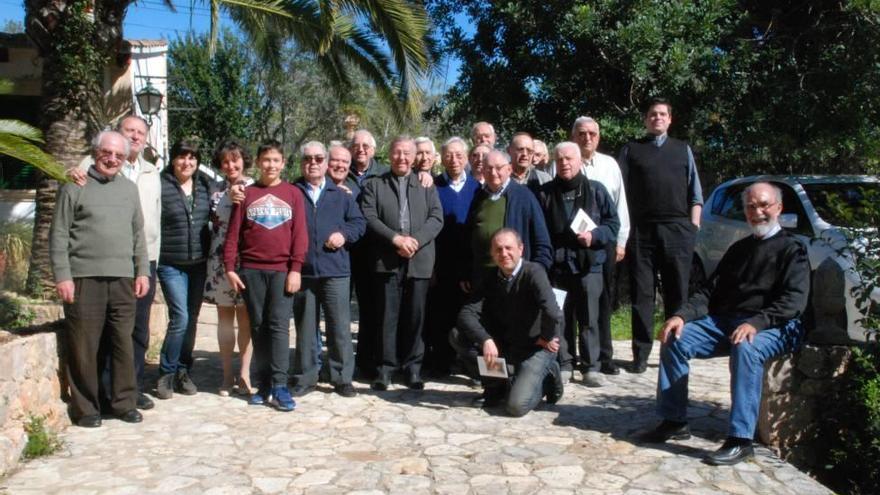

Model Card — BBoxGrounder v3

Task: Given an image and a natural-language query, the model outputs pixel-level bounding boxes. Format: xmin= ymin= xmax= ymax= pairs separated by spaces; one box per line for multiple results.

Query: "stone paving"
xmin=0 ymin=306 xmax=831 ymax=494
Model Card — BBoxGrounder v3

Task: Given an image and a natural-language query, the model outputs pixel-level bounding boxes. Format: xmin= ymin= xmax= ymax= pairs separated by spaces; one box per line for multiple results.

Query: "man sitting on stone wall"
xmin=638 ymin=182 xmax=809 ymax=466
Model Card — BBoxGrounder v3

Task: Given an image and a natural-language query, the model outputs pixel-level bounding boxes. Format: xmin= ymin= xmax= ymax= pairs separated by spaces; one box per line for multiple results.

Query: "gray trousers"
xmin=64 ymin=277 xmax=137 ymax=419
xmin=292 ymin=276 xmax=354 ymax=387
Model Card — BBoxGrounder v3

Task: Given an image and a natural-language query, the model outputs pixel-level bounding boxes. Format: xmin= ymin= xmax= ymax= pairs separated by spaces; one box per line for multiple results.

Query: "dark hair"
xmin=212 ymin=139 xmax=252 ymax=170
xmin=643 ymin=97 xmax=672 ymax=116
xmin=256 ymin=139 xmax=284 ymax=158
xmin=170 ymin=138 xmax=201 ymax=163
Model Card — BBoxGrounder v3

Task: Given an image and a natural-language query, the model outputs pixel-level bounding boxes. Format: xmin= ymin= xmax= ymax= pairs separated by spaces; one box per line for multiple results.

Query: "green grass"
xmin=22 ymin=415 xmax=62 ymax=459
xmin=610 ymin=306 xmax=665 ymax=341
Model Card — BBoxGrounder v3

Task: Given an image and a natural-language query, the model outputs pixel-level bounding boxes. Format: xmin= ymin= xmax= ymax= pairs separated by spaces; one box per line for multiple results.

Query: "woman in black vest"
xmin=156 ymin=139 xmax=215 ymax=400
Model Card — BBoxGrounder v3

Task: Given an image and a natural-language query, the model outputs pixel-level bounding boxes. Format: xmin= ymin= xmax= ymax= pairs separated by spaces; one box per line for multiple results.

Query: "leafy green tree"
xmin=23 ymin=0 xmax=435 ymax=297
xmin=427 ymin=0 xmax=880 ymax=186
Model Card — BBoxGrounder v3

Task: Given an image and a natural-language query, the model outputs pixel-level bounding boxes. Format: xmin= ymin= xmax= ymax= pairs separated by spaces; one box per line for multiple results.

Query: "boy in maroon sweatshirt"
xmin=224 ymin=140 xmax=307 ymax=411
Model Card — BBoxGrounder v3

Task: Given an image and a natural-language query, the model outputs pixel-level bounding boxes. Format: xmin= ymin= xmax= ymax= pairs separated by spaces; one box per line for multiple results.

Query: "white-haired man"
xmin=471 ymin=121 xmax=497 ymax=148
xmin=640 ymin=182 xmax=808 ymax=466
xmin=572 ymin=116 xmax=631 ymax=375
xmin=414 ymin=136 xmax=438 ymax=174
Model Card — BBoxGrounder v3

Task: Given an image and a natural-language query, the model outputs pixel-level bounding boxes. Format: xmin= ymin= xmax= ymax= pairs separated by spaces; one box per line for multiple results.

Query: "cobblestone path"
xmin=1 ymin=307 xmax=830 ymax=494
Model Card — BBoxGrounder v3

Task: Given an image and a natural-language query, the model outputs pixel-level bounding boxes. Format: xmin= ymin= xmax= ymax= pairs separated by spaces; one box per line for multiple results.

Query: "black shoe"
xmin=705 ymin=438 xmax=754 ymax=466
xmin=175 ymin=369 xmax=198 ymax=395
xmin=334 ymin=383 xmax=357 ymax=397
xmin=291 ymin=384 xmax=315 ymax=397
xmin=627 ymin=361 xmax=648 ymax=374
xmin=406 ymin=372 xmax=424 ymax=390
xmin=543 ymin=365 xmax=564 ymax=405
xmin=76 ymin=415 xmax=102 ymax=428
xmin=156 ymin=373 xmax=174 ymax=400
xmin=116 ymin=409 xmax=143 ymax=424
xmin=475 ymin=389 xmax=505 ymax=408
xmin=371 ymin=372 xmax=390 ymax=391
xmin=600 ymin=362 xmax=621 ymax=375
xmin=638 ymin=420 xmax=691 ymax=443
xmin=136 ymin=393 xmax=154 ymax=410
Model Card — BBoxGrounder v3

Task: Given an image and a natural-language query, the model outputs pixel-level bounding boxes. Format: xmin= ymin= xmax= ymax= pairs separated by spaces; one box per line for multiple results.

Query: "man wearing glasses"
xmin=639 ymin=182 xmax=809 ymax=466
xmin=508 ymin=132 xmax=551 ymax=196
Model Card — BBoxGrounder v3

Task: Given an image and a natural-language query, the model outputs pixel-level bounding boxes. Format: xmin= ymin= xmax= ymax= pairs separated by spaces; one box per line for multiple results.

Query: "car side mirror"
xmin=780 ymin=213 xmax=798 ymax=229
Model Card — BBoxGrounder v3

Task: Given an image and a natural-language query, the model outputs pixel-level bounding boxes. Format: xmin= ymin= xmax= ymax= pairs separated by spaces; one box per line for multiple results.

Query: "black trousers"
xmin=240 ymin=268 xmax=293 ymax=388
xmin=351 ymin=245 xmax=379 ymax=377
xmin=98 ymin=261 xmax=156 ymax=403
xmin=598 ymin=244 xmax=616 ymax=365
xmin=423 ymin=275 xmax=465 ymax=374
xmin=64 ymin=277 xmax=137 ymax=420
xmin=375 ymin=264 xmax=430 ymax=377
xmin=628 ymin=221 xmax=697 ymax=364
xmin=556 ymin=271 xmax=603 ymax=372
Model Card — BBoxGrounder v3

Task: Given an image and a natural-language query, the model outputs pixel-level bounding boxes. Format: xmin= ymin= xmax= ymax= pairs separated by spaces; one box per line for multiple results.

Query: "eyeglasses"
xmin=303 ymin=155 xmax=325 ymax=163
xmin=745 ymin=201 xmax=779 ymax=212
xmin=98 ymin=148 xmax=126 ymax=162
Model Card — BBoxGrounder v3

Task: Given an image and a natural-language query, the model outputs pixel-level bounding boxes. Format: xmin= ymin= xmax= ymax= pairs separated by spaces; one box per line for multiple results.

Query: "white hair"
xmin=92 ymin=130 xmax=131 ymax=157
xmin=300 ymin=140 xmax=326 ymax=156
xmin=554 ymin=141 xmax=581 ymax=159
xmin=441 ymin=136 xmax=469 ymax=155
xmin=486 ymin=149 xmax=511 ymax=164
xmin=742 ymin=182 xmax=783 ymax=204
xmin=414 ymin=136 xmax=436 ymax=154
xmin=471 ymin=121 xmax=495 ymax=137
xmin=350 ymin=129 xmax=377 ymax=149
xmin=571 ymin=116 xmax=598 ymax=136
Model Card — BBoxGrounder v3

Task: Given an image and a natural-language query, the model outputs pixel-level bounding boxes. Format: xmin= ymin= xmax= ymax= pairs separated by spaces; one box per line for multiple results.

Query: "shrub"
xmin=22 ymin=415 xmax=62 ymax=459
xmin=0 ymin=220 xmax=32 ymax=293
xmin=0 ymin=291 xmax=35 ymax=329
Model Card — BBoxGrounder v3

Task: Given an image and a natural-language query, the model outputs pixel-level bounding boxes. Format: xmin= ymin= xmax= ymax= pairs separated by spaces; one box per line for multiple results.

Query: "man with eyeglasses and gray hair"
xmin=639 ymin=182 xmax=808 ymax=467
xmin=571 ymin=116 xmax=631 ymax=376
xmin=51 ymin=130 xmax=150 ymax=427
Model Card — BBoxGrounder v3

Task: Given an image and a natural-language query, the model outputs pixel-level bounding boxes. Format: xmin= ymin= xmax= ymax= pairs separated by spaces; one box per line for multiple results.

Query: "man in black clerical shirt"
xmin=639 ymin=182 xmax=809 ymax=466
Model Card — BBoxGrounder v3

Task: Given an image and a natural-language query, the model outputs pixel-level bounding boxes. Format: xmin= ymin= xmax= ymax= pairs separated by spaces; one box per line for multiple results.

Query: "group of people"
xmin=50 ymin=97 xmax=810 ymax=466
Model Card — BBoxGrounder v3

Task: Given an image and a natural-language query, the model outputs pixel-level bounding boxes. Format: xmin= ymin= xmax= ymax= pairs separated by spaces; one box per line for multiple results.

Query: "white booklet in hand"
xmin=477 ymin=356 xmax=509 ymax=379
xmin=552 ymin=288 xmax=567 ymax=311
xmin=570 ymin=208 xmax=597 ymax=234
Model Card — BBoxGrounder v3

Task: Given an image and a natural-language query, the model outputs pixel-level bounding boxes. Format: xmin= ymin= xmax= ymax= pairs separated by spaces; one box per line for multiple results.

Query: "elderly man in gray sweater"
xmin=50 ymin=131 xmax=150 ymax=428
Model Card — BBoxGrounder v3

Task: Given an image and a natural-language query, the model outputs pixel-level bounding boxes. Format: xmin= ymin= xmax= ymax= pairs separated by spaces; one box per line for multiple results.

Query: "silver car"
xmin=694 ymin=175 xmax=879 ymax=343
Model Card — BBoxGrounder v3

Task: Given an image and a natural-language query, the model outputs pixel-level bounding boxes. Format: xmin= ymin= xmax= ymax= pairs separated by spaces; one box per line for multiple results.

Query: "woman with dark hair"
xmin=203 ymin=140 xmax=254 ymax=396
xmin=156 ymin=139 xmax=216 ymax=399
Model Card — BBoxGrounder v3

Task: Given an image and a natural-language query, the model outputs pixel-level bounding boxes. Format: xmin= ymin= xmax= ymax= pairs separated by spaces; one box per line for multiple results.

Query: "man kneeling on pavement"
xmin=639 ymin=182 xmax=809 ymax=466
xmin=450 ymin=228 xmax=564 ymax=417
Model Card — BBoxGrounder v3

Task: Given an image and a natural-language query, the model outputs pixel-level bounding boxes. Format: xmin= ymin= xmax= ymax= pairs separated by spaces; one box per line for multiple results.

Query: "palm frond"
xmin=0 ymin=133 xmax=67 ymax=182
xmin=217 ymin=0 xmax=294 ymax=18
xmin=0 ymin=120 xmax=45 ymax=144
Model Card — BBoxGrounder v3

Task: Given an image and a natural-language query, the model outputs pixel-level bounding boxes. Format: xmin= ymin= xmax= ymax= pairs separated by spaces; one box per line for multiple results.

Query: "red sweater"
xmin=224 ymin=181 xmax=308 ymax=273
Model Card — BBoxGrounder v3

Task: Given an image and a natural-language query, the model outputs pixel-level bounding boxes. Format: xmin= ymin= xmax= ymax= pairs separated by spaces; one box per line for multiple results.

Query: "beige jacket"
xmin=78 ymin=154 xmax=162 ymax=261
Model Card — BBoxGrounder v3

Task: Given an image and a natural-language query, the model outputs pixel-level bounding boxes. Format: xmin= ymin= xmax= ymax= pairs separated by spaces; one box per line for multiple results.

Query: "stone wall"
xmin=0 ymin=322 xmax=69 ymax=476
xmin=759 ymin=344 xmax=852 ymax=469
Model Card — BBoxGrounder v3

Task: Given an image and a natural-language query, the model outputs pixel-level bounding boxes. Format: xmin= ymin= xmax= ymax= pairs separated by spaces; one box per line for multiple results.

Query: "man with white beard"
xmin=638 ymin=182 xmax=810 ymax=467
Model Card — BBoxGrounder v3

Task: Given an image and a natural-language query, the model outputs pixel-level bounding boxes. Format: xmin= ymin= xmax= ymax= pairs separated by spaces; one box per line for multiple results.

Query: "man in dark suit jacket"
xmin=360 ymin=136 xmax=444 ymax=391
xmin=452 ymin=228 xmax=564 ymax=417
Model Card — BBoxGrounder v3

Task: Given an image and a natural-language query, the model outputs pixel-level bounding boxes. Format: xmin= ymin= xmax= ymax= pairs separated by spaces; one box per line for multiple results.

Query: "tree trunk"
xmin=24 ymin=0 xmax=128 ymax=298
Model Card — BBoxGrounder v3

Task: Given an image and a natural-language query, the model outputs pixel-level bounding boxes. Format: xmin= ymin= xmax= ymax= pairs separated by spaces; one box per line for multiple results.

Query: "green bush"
xmin=22 ymin=415 xmax=62 ymax=459
xmin=0 ymin=292 xmax=35 ymax=329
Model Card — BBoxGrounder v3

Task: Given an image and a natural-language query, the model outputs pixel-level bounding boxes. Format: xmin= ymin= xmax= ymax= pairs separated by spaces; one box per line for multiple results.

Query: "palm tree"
xmin=23 ymin=0 xmax=434 ymax=297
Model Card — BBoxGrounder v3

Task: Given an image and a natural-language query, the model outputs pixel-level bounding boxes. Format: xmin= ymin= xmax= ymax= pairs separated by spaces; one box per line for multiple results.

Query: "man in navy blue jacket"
xmin=291 ymin=141 xmax=366 ymax=397
xmin=425 ymin=137 xmax=482 ymax=376
xmin=463 ymin=150 xmax=552 ymax=291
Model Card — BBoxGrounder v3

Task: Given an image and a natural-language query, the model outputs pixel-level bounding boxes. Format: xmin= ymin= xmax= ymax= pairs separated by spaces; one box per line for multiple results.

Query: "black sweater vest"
xmin=625 ymin=136 xmax=690 ymax=224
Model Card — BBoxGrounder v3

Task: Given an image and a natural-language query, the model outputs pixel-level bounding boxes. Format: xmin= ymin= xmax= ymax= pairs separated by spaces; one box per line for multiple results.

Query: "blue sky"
xmin=2 ymin=1 xmax=462 ymax=94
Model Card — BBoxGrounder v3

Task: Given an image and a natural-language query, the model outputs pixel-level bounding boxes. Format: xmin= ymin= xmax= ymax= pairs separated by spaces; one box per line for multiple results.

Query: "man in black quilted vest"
xmin=618 ymin=98 xmax=703 ymax=374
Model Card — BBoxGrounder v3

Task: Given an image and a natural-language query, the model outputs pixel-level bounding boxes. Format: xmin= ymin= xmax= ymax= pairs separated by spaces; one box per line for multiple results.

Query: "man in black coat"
xmin=452 ymin=229 xmax=564 ymax=417
xmin=639 ymin=182 xmax=810 ymax=466
xmin=539 ymin=142 xmax=619 ymax=387
xmin=359 ymin=136 xmax=444 ymax=390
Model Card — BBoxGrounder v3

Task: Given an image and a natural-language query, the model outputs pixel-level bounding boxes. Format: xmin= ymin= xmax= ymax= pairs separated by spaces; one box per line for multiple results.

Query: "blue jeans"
xmin=292 ymin=277 xmax=354 ymax=387
xmin=484 ymin=349 xmax=560 ymax=417
xmin=158 ymin=263 xmax=207 ymax=375
xmin=657 ymin=315 xmax=804 ymax=439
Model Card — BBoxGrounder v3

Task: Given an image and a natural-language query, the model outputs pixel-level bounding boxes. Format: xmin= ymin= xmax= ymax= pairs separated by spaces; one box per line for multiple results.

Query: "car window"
xmin=774 ymin=182 xmax=813 ymax=236
xmin=803 ymin=182 xmax=880 ymax=228
xmin=717 ymin=184 xmax=747 ymax=222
